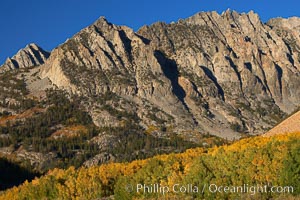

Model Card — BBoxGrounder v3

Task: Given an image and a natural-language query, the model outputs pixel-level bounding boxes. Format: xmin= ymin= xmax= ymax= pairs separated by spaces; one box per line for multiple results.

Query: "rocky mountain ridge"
xmin=1 ymin=10 xmax=300 ymax=140
xmin=0 ymin=43 xmax=50 ymax=73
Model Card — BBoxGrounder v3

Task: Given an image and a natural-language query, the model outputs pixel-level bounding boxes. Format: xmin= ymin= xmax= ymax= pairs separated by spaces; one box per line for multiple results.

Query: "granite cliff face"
xmin=2 ymin=10 xmax=300 ymax=140
xmin=0 ymin=43 xmax=50 ymax=73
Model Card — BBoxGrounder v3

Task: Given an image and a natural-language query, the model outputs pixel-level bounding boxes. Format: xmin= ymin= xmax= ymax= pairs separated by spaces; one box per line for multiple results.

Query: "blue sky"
xmin=1 ymin=0 xmax=300 ymax=65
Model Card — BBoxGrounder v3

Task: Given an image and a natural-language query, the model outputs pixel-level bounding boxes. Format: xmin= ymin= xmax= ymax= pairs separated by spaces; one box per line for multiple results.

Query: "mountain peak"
xmin=221 ymin=9 xmax=259 ymax=21
xmin=18 ymin=10 xmax=300 ymax=138
xmin=26 ymin=43 xmax=39 ymax=49
xmin=0 ymin=43 xmax=50 ymax=73
xmin=93 ymin=16 xmax=113 ymax=29
xmin=267 ymin=16 xmax=300 ymax=29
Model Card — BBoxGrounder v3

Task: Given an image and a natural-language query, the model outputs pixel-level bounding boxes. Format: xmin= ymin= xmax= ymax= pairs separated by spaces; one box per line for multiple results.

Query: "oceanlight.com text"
xmin=125 ymin=183 xmax=294 ymax=196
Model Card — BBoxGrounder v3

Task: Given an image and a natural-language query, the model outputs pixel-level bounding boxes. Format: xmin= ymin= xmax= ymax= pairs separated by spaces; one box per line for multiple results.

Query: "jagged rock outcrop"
xmin=0 ymin=147 xmax=57 ymax=172
xmin=137 ymin=10 xmax=300 ymax=136
xmin=0 ymin=43 xmax=50 ymax=73
xmin=40 ymin=17 xmax=193 ymax=133
xmin=83 ymin=153 xmax=115 ymax=167
xmin=13 ymin=11 xmax=300 ymax=139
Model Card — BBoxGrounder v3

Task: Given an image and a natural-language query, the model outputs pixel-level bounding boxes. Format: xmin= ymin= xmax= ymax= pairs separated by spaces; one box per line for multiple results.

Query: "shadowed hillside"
xmin=0 ymin=157 xmax=39 ymax=191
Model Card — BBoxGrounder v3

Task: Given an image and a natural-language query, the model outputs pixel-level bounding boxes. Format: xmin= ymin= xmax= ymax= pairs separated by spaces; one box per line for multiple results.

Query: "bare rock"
xmin=7 ymin=11 xmax=300 ymax=139
xmin=0 ymin=43 xmax=50 ymax=73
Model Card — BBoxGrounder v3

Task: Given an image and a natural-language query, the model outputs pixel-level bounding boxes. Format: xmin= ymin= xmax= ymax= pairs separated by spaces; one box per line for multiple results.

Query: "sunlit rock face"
xmin=0 ymin=43 xmax=50 ymax=73
xmin=5 ymin=11 xmax=299 ymax=139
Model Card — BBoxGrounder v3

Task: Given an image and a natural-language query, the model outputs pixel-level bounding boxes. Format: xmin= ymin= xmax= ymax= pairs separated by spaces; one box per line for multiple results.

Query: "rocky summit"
xmin=0 ymin=43 xmax=50 ymax=73
xmin=1 ymin=10 xmax=300 ymax=141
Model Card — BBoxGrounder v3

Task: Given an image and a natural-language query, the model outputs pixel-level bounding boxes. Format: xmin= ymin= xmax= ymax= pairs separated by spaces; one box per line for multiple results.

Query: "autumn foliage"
xmin=0 ymin=132 xmax=299 ymax=200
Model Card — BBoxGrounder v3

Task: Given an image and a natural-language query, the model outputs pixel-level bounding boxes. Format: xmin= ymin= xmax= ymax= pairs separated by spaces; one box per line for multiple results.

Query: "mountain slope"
xmin=0 ymin=11 xmax=299 ymax=198
xmin=0 ymin=10 xmax=300 ymax=175
xmin=0 ymin=132 xmax=298 ymax=200
xmin=264 ymin=110 xmax=300 ymax=136
xmin=138 ymin=10 xmax=300 ymax=113
xmin=35 ymin=10 xmax=300 ymax=139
